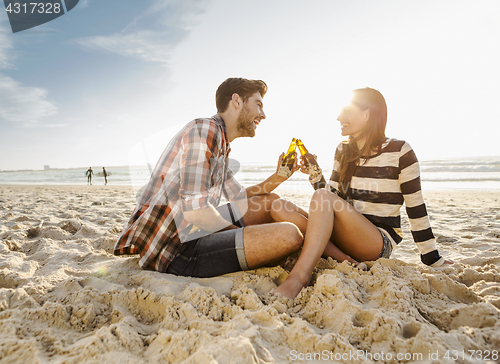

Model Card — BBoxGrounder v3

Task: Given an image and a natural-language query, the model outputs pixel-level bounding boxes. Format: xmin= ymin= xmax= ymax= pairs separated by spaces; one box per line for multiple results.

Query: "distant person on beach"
xmin=102 ymin=167 xmax=108 ymax=185
xmin=114 ymin=78 xmax=308 ymax=277
xmin=86 ymin=167 xmax=93 ymax=185
xmin=271 ymin=87 xmax=453 ymax=299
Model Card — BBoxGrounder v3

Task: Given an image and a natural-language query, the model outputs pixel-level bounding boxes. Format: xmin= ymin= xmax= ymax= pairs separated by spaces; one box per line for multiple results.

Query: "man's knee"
xmin=264 ymin=193 xmax=280 ymax=208
xmin=270 ymin=197 xmax=286 ymax=214
xmin=268 ymin=192 xmax=280 ymax=200
xmin=257 ymin=192 xmax=280 ymax=211
xmin=277 ymin=222 xmax=303 ymax=250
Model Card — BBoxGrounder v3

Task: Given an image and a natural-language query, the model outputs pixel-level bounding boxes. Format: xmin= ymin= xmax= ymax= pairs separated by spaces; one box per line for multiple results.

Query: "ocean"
xmin=1 ymin=156 xmax=499 ymax=192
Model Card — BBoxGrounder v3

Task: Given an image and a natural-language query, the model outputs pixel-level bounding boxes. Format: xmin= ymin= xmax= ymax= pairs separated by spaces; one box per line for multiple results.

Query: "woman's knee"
xmin=310 ymin=188 xmax=341 ymax=212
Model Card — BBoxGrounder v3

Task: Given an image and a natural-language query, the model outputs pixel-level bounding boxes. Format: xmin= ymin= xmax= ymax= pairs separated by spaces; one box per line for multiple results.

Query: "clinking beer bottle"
xmin=296 ymin=139 xmax=322 ymax=180
xmin=277 ymin=138 xmax=297 ymax=178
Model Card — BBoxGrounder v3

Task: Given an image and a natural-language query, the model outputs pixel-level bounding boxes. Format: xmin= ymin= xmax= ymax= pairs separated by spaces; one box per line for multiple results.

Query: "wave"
xmin=2 ymin=158 xmax=500 ymax=188
xmin=420 ymin=157 xmax=500 ymax=173
xmin=421 ymin=177 xmax=500 ymax=182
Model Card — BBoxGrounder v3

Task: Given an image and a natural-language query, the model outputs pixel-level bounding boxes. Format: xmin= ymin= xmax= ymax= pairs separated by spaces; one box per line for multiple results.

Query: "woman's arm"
xmin=399 ymin=142 xmax=450 ymax=266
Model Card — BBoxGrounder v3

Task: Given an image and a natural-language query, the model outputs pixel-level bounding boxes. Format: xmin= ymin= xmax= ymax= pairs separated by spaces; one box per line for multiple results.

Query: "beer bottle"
xmin=277 ymin=138 xmax=297 ymax=178
xmin=296 ymin=139 xmax=322 ymax=180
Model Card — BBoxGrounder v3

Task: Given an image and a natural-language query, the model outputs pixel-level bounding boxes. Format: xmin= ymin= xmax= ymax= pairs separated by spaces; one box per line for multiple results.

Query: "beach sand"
xmin=1 ymin=185 xmax=499 ymax=363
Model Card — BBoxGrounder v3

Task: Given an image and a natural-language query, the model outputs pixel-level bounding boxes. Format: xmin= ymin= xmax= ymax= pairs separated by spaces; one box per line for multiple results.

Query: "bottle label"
xmin=277 ymin=165 xmax=292 ymax=178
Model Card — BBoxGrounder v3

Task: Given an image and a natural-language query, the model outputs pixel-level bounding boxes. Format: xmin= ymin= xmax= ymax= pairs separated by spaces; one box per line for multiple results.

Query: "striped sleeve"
xmin=399 ymin=142 xmax=443 ymax=266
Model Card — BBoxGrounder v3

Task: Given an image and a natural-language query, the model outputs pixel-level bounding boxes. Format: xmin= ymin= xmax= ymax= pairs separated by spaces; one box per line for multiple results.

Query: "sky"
xmin=1 ymin=0 xmax=499 ymax=171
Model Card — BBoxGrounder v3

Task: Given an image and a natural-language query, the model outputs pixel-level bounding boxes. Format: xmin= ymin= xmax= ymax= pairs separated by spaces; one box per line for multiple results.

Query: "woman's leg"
xmin=274 ymin=189 xmax=382 ymax=299
xmin=271 ymin=197 xmax=360 ymax=264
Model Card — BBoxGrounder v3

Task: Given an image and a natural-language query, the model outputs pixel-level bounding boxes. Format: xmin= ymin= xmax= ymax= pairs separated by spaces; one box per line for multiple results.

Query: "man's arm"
xmin=183 ymin=205 xmax=239 ymax=232
xmin=245 ymin=173 xmax=286 ymax=198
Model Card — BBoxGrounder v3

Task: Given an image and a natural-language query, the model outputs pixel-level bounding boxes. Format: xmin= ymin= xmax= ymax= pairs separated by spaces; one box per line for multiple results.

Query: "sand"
xmin=1 ymin=185 xmax=499 ymax=363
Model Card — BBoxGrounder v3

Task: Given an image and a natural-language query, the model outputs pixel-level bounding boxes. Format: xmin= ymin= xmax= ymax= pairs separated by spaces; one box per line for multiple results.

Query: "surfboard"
xmin=97 ymin=172 xmax=112 ymax=177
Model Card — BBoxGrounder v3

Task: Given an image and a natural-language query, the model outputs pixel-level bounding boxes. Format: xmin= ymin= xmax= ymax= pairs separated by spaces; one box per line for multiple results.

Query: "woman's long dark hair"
xmin=338 ymin=88 xmax=388 ymax=199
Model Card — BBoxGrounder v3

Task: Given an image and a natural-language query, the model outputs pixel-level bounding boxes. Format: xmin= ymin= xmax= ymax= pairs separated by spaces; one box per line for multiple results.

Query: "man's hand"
xmin=275 ymin=152 xmax=299 ymax=180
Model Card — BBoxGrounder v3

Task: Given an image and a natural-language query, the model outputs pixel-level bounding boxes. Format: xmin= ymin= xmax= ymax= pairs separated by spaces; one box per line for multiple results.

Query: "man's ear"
xmin=230 ymin=93 xmax=242 ymax=110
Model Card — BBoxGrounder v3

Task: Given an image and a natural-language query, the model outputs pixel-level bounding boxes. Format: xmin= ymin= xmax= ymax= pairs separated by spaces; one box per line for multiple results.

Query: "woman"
xmin=271 ymin=87 xmax=452 ymax=299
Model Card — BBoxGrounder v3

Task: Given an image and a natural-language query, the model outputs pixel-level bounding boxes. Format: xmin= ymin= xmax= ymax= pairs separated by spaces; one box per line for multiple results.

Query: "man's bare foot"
xmin=273 ymin=275 xmax=308 ymax=299
xmin=324 ymin=251 xmax=358 ymax=266
xmin=344 ymin=256 xmax=359 ymax=265
xmin=337 ymin=255 xmax=367 ymax=270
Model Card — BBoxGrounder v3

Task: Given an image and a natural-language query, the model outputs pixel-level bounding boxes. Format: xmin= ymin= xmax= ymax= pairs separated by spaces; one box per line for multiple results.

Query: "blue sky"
xmin=1 ymin=0 xmax=500 ymax=171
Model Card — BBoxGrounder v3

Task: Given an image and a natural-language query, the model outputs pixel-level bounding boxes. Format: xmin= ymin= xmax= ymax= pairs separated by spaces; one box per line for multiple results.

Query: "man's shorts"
xmin=166 ymin=201 xmax=248 ymax=278
xmin=378 ymin=228 xmax=393 ymax=259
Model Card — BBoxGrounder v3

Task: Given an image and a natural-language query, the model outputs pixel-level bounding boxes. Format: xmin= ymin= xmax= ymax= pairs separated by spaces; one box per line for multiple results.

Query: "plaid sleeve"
xmin=223 ymin=167 xmax=246 ymax=201
xmin=179 ymin=120 xmax=220 ymax=211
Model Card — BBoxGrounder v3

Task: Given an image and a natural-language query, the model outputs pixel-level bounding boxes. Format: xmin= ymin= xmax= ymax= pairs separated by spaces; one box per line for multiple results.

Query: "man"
xmin=114 ymin=78 xmax=303 ymax=277
xmin=86 ymin=167 xmax=93 ymax=185
xmin=102 ymin=167 xmax=108 ymax=185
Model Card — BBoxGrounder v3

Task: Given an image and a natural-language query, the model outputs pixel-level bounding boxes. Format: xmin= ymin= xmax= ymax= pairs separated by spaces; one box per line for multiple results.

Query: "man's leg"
xmin=168 ymin=196 xmax=303 ymax=278
xmin=233 ymin=193 xmax=280 ymax=225
xmin=230 ymin=194 xmax=304 ymax=269
xmin=166 ymin=222 xmax=303 ymax=278
xmin=243 ymin=222 xmax=303 ymax=269
xmin=270 ymin=198 xmax=308 ymax=234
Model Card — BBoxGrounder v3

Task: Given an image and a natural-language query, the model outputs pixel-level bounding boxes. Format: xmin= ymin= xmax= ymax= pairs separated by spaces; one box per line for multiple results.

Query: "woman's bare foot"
xmin=273 ymin=274 xmax=309 ymax=299
xmin=355 ymin=262 xmax=368 ymax=271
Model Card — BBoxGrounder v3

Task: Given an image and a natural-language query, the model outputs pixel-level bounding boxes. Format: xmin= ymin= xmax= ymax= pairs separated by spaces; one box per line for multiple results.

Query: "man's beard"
xmin=236 ymin=104 xmax=256 ymax=137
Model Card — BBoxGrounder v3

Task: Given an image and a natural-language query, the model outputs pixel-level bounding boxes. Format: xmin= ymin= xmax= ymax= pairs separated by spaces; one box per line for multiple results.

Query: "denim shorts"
xmin=378 ymin=229 xmax=393 ymax=259
xmin=166 ymin=202 xmax=248 ymax=278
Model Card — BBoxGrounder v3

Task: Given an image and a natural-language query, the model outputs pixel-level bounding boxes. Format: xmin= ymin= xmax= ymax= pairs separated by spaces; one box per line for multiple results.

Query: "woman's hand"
xmin=299 ymin=154 xmax=318 ymax=174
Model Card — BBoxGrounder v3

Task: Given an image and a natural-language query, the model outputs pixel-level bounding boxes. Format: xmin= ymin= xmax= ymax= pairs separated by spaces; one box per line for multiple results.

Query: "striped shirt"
xmin=114 ymin=115 xmax=246 ymax=272
xmin=312 ymin=138 xmax=444 ymax=266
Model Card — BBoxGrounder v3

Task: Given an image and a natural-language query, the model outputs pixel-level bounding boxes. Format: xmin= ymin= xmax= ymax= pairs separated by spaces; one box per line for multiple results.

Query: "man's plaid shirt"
xmin=114 ymin=115 xmax=246 ymax=272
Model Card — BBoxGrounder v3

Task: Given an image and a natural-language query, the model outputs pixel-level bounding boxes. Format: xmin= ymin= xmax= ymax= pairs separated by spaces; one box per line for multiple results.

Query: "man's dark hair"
xmin=216 ymin=78 xmax=268 ymax=113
